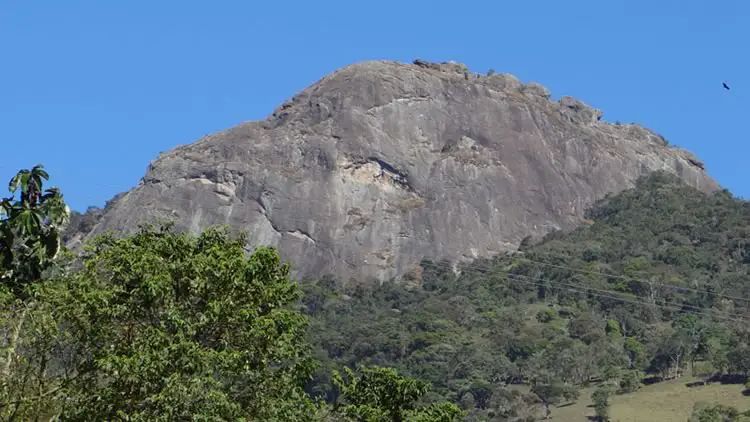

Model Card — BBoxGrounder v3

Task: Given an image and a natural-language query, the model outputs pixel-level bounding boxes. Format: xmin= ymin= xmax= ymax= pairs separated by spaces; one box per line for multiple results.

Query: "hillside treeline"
xmin=303 ymin=172 xmax=750 ymax=421
xmin=3 ymin=166 xmax=749 ymax=421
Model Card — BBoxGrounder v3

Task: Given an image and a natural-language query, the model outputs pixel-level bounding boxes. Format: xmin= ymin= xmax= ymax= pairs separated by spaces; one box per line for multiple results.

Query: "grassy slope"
xmin=549 ymin=377 xmax=749 ymax=422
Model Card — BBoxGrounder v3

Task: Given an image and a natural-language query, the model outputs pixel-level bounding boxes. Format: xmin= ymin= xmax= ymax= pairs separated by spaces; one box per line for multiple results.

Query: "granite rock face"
xmin=82 ymin=60 xmax=720 ymax=283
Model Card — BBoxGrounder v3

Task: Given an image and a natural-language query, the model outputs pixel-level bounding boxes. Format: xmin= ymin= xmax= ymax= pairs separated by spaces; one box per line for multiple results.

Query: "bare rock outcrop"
xmin=82 ymin=59 xmax=720 ymax=283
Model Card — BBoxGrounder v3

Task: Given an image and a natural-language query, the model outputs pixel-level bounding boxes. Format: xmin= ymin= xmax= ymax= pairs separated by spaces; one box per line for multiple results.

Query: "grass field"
xmin=548 ymin=376 xmax=750 ymax=422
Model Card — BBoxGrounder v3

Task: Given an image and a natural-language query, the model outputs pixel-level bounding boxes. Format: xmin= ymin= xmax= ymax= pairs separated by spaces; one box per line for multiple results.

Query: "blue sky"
xmin=1 ymin=0 xmax=748 ymax=211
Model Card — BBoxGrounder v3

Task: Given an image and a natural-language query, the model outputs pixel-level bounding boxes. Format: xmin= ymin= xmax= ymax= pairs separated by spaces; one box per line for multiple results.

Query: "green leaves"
xmin=332 ymin=365 xmax=462 ymax=422
xmin=304 ymin=171 xmax=750 ymax=420
xmin=689 ymin=402 xmax=750 ymax=422
xmin=8 ymin=169 xmax=30 ymax=195
xmin=1 ymin=165 xmax=69 ymax=292
xmin=57 ymin=224 xmax=318 ymax=420
xmin=591 ymin=386 xmax=612 ymax=421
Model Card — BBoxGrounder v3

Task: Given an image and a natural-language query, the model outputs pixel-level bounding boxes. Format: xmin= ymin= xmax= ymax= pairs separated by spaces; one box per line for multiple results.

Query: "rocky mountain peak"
xmin=78 ymin=59 xmax=719 ymax=283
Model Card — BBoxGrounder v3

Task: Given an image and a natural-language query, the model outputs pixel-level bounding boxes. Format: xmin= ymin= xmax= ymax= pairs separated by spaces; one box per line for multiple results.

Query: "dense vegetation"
xmin=689 ymin=403 xmax=750 ymax=422
xmin=0 ymin=166 xmax=461 ymax=421
xmin=302 ymin=172 xmax=750 ymax=420
xmin=3 ymin=166 xmax=750 ymax=421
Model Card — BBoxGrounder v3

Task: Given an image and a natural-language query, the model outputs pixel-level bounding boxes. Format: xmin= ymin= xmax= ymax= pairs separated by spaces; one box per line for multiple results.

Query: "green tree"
xmin=536 ymin=308 xmax=559 ymax=323
xmin=699 ymin=326 xmax=730 ymax=375
xmin=0 ymin=285 xmax=69 ymax=421
xmin=617 ymin=370 xmax=641 ymax=394
xmin=591 ymin=387 xmax=611 ymax=421
xmin=531 ymin=382 xmax=579 ymax=418
xmin=0 ymin=165 xmax=71 ymax=420
xmin=332 ymin=365 xmax=462 ymax=422
xmin=727 ymin=343 xmax=750 ymax=376
xmin=52 ymin=224 xmax=319 ymax=421
xmin=605 ymin=319 xmax=622 ymax=337
xmin=689 ymin=402 xmax=750 ymax=422
xmin=0 ymin=164 xmax=69 ymax=292
xmin=303 ymin=171 xmax=750 ymax=419
xmin=568 ymin=312 xmax=604 ymax=345
xmin=672 ymin=315 xmax=707 ymax=375
xmin=649 ymin=327 xmax=691 ymax=379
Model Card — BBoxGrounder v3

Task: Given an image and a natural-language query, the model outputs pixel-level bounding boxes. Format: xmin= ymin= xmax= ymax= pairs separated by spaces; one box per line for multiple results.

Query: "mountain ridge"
xmin=72 ymin=59 xmax=720 ymax=282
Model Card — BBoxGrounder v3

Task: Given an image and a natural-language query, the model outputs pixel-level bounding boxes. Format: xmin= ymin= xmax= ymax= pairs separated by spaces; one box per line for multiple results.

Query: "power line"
xmin=507 ymin=272 xmax=749 ymax=323
xmin=413 ymin=259 xmax=750 ymax=323
xmin=448 ymin=259 xmax=749 ymax=322
xmin=506 ymin=253 xmax=750 ymax=305
xmin=506 ymin=276 xmax=749 ymax=324
xmin=415 ymin=260 xmax=750 ymax=323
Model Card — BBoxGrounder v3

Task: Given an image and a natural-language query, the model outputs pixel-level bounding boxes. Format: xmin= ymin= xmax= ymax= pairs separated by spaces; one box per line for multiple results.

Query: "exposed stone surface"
xmin=80 ymin=59 xmax=720 ymax=283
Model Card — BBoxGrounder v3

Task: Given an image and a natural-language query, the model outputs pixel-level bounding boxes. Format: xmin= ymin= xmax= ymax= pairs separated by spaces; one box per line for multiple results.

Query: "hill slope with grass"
xmin=301 ymin=171 xmax=750 ymax=421
xmin=550 ymin=376 xmax=749 ymax=422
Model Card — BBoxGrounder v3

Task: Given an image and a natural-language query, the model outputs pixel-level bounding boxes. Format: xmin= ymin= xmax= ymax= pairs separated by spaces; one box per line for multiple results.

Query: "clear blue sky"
xmin=1 ymin=0 xmax=748 ymax=211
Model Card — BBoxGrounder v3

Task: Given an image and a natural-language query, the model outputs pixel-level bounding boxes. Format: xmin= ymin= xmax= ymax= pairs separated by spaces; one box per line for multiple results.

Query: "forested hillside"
xmin=302 ymin=171 xmax=750 ymax=420
xmin=0 ymin=166 xmax=462 ymax=421
xmin=3 ymin=166 xmax=749 ymax=421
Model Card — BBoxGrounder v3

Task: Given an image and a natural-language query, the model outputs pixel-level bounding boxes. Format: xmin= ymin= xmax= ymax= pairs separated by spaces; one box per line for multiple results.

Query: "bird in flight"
xmin=722 ymin=82 xmax=731 ymax=90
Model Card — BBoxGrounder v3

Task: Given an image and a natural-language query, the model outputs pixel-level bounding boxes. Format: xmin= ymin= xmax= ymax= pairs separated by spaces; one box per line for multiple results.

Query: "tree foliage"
xmin=0 ymin=165 xmax=69 ymax=292
xmin=0 ymin=165 xmax=72 ymax=420
xmin=2 ymin=221 xmax=323 ymax=420
xmin=303 ymin=172 xmax=750 ymax=420
xmin=591 ymin=387 xmax=611 ymax=421
xmin=332 ymin=365 xmax=462 ymax=422
xmin=689 ymin=402 xmax=750 ymax=422
xmin=0 ymin=164 xmax=460 ymax=421
xmin=55 ymin=224 xmax=319 ymax=420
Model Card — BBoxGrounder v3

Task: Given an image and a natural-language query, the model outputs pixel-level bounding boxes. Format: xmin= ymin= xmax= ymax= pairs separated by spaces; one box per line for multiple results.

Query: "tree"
xmin=0 ymin=165 xmax=71 ymax=420
xmin=51 ymin=224 xmax=319 ymax=420
xmin=0 ymin=164 xmax=69 ymax=292
xmin=623 ymin=336 xmax=647 ymax=370
xmin=465 ymin=380 xmax=493 ymax=410
xmin=727 ymin=342 xmax=750 ymax=376
xmin=617 ymin=370 xmax=641 ymax=394
xmin=531 ymin=382 xmax=579 ymax=419
xmin=649 ymin=327 xmax=691 ymax=379
xmin=591 ymin=387 xmax=611 ymax=421
xmin=689 ymin=402 xmax=750 ymax=422
xmin=699 ymin=327 xmax=730 ymax=375
xmin=605 ymin=319 xmax=622 ymax=337
xmin=332 ymin=365 xmax=462 ymax=422
xmin=568 ymin=312 xmax=604 ymax=345
xmin=672 ymin=315 xmax=708 ymax=375
xmin=536 ymin=308 xmax=559 ymax=323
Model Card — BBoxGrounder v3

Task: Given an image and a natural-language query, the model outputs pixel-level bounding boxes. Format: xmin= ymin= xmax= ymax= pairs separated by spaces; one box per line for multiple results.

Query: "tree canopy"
xmin=302 ymin=172 xmax=750 ymax=420
xmin=1 ymin=165 xmax=69 ymax=292
xmin=0 ymin=165 xmax=462 ymax=421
